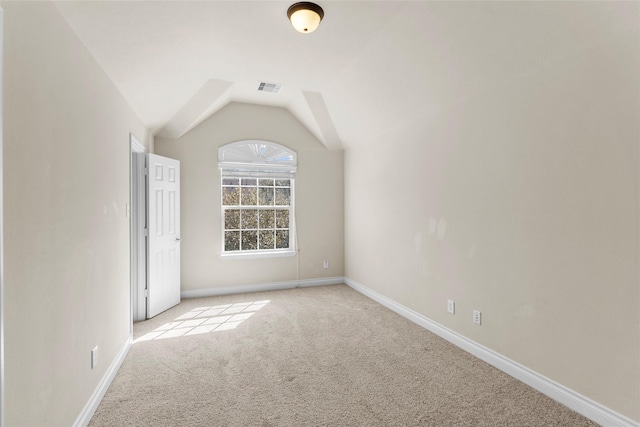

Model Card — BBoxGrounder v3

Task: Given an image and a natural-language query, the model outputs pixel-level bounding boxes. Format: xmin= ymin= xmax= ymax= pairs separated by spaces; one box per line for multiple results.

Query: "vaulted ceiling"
xmin=54 ymin=1 xmax=634 ymax=150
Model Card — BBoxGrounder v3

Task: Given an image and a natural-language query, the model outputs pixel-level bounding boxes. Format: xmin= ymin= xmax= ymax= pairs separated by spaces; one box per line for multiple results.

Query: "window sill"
xmin=220 ymin=250 xmax=298 ymax=260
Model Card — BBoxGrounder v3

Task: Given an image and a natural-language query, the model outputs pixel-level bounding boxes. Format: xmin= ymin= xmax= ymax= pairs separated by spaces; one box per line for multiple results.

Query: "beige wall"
xmin=2 ymin=2 xmax=148 ymax=425
xmin=343 ymin=19 xmax=640 ymax=423
xmin=1 ymin=1 xmax=636 ymax=425
xmin=155 ymin=102 xmax=344 ymax=293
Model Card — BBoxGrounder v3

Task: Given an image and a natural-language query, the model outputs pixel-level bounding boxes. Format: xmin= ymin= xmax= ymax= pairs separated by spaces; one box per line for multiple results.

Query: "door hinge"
xmin=144 ymin=228 xmax=148 ymax=236
xmin=144 ymin=167 xmax=149 ymax=175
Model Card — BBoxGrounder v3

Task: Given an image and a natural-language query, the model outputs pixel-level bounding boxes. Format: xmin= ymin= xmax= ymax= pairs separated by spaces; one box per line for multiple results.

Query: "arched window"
xmin=218 ymin=140 xmax=297 ymax=255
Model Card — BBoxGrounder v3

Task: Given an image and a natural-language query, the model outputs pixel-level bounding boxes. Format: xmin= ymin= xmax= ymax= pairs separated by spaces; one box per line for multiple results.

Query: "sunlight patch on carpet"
xmin=135 ymin=300 xmax=270 ymax=343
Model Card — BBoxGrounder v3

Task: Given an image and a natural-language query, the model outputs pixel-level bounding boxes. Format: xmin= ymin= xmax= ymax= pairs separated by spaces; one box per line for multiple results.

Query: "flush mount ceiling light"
xmin=287 ymin=2 xmax=324 ymax=34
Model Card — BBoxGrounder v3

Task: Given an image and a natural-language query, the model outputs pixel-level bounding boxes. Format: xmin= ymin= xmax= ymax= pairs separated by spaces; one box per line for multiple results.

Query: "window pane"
xmin=241 ymin=230 xmax=258 ymax=250
xmin=259 ymin=187 xmax=274 ymax=206
xmin=276 ymin=230 xmax=289 ymax=249
xmin=275 ymin=210 xmax=289 ymax=229
xmin=241 ymin=187 xmax=257 ymax=205
xmin=259 ymin=210 xmax=275 ymax=229
xmin=259 ymin=230 xmax=274 ymax=250
xmin=241 ymin=209 xmax=258 ymax=229
xmin=222 ymin=187 xmax=240 ymax=206
xmin=275 ymin=188 xmax=290 ymax=206
xmin=222 ymin=174 xmax=294 ymax=253
xmin=224 ymin=231 xmax=240 ymax=251
xmin=225 ymin=209 xmax=240 ymax=230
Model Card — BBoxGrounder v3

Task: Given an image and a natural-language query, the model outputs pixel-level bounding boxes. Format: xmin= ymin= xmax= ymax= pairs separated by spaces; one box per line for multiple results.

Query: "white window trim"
xmin=218 ymin=139 xmax=297 ymax=176
xmin=219 ymin=250 xmax=297 ymax=260
xmin=218 ymin=140 xmax=298 ymax=257
xmin=219 ymin=178 xmax=297 ymax=254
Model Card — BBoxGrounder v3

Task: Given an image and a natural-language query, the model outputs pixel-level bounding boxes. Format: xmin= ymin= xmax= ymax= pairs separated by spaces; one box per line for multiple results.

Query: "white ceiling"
xmin=53 ymin=1 xmax=635 ymax=149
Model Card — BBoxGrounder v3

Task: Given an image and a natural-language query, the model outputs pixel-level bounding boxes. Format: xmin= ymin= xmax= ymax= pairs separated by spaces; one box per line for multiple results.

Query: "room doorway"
xmin=130 ymin=139 xmax=182 ymax=323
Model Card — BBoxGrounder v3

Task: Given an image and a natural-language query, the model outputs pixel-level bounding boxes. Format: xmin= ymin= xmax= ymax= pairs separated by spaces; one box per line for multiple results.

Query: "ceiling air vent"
xmin=257 ymin=82 xmax=282 ymax=93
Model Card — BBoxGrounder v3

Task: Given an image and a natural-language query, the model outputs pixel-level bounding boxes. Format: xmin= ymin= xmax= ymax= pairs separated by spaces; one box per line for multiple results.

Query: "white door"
xmin=147 ymin=154 xmax=181 ymax=318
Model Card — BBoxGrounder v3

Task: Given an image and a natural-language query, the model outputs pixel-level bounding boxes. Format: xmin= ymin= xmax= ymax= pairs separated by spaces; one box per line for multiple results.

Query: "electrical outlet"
xmin=323 ymin=260 xmax=329 ymax=269
xmin=91 ymin=346 xmax=98 ymax=369
xmin=447 ymin=300 xmax=455 ymax=314
xmin=473 ymin=310 xmax=482 ymax=325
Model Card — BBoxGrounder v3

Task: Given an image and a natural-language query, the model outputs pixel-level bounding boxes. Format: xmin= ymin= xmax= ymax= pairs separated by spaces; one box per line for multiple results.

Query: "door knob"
xmin=176 ymin=237 xmax=181 ymax=241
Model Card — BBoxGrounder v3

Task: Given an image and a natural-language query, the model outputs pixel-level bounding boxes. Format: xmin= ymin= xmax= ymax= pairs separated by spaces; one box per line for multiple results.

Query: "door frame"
xmin=0 ymin=7 xmax=5 ymax=426
xmin=130 ymin=134 xmax=147 ymax=325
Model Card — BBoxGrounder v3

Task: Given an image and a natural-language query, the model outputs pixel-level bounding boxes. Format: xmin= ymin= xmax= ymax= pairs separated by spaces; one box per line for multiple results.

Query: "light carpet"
xmin=89 ymin=284 xmax=597 ymax=426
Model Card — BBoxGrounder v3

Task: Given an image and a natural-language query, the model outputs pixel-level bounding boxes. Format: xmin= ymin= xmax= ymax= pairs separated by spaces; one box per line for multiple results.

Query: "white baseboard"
xmin=73 ymin=335 xmax=132 ymax=427
xmin=344 ymin=277 xmax=639 ymax=427
xmin=180 ymin=277 xmax=344 ymax=299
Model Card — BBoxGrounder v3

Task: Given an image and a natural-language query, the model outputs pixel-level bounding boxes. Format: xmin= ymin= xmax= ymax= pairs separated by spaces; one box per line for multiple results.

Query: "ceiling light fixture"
xmin=287 ymin=2 xmax=324 ymax=34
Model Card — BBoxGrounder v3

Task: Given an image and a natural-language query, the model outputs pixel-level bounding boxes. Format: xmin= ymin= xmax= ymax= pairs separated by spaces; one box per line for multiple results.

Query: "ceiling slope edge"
xmin=156 ymin=79 xmax=233 ymax=139
xmin=156 ymin=79 xmax=342 ymax=150
xmin=301 ymin=91 xmax=343 ymax=150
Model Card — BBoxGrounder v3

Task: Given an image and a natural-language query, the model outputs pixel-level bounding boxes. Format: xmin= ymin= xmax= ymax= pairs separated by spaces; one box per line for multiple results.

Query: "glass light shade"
xmin=289 ymin=8 xmax=321 ymax=33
